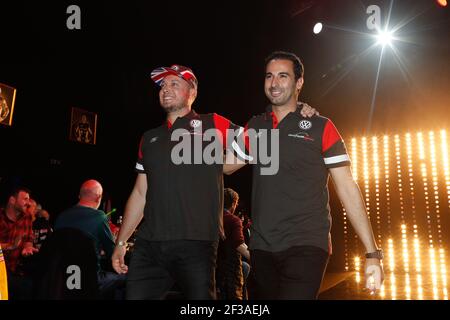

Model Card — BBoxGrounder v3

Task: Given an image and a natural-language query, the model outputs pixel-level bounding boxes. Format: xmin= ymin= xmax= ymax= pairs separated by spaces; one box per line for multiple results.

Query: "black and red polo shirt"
xmin=135 ymin=109 xmax=239 ymax=242
xmin=244 ymin=105 xmax=350 ymax=254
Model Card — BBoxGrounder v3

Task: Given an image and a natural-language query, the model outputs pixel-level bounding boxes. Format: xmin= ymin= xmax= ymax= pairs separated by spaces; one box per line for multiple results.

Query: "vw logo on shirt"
xmin=299 ymin=120 xmax=312 ymax=130
xmin=190 ymin=119 xmax=202 ymax=128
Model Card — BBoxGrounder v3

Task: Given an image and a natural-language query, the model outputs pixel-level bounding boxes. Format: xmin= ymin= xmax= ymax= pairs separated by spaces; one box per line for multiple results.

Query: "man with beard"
xmin=0 ymin=188 xmax=38 ymax=299
xmin=224 ymin=51 xmax=384 ymax=299
xmin=112 ymin=64 xmax=238 ymax=300
xmin=111 ymin=64 xmax=317 ymax=299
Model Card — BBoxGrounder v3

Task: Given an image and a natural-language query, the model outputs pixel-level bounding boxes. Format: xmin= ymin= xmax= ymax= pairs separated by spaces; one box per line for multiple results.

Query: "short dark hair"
xmin=10 ymin=187 xmax=31 ymax=198
xmin=265 ymin=51 xmax=304 ymax=80
xmin=224 ymin=188 xmax=239 ymax=211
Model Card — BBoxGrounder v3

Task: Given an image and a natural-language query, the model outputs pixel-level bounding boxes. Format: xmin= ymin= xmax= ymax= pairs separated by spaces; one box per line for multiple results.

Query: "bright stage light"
xmin=348 ymin=130 xmax=450 ymax=299
xmin=313 ymin=22 xmax=323 ymax=34
xmin=437 ymin=0 xmax=447 ymax=7
xmin=376 ymin=30 xmax=393 ymax=47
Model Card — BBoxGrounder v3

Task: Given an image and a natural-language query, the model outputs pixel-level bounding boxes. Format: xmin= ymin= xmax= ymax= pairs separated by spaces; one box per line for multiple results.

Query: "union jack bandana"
xmin=151 ymin=64 xmax=198 ymax=87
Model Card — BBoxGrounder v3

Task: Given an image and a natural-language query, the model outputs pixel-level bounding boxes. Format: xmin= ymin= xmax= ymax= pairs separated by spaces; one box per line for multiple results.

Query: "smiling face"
xmin=264 ymin=59 xmax=304 ymax=108
xmin=159 ymin=74 xmax=197 ymax=113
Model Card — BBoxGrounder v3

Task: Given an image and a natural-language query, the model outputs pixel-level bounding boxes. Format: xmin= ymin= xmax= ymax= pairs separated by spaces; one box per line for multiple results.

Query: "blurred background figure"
xmin=216 ymin=188 xmax=251 ymax=300
xmin=0 ymin=187 xmax=38 ymax=299
xmin=54 ymin=179 xmax=126 ymax=299
xmin=32 ymin=208 xmax=52 ymax=250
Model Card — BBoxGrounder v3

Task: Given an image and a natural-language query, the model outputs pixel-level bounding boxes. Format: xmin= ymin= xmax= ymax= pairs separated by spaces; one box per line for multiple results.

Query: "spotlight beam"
xmin=386 ymin=0 xmax=394 ymax=31
xmin=319 ymin=43 xmax=379 ymax=98
xmin=367 ymin=46 xmax=385 ymax=133
xmin=318 ymin=0 xmax=436 ymax=132
xmin=368 ymin=0 xmax=393 ymax=132
xmin=390 ymin=7 xmax=430 ymax=34
xmin=321 ymin=24 xmax=373 ymax=36
xmin=389 ymin=45 xmax=414 ymax=86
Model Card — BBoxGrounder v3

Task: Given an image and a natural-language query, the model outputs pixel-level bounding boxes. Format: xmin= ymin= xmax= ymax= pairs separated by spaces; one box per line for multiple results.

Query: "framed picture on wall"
xmin=0 ymin=83 xmax=17 ymax=127
xmin=69 ymin=107 xmax=98 ymax=145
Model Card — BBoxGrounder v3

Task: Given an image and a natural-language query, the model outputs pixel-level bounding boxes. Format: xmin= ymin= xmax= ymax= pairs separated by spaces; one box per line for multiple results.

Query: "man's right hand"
xmin=365 ymin=259 xmax=384 ymax=293
xmin=300 ymin=102 xmax=319 ymax=117
xmin=112 ymin=245 xmax=128 ymax=274
xmin=21 ymin=246 xmax=38 ymax=257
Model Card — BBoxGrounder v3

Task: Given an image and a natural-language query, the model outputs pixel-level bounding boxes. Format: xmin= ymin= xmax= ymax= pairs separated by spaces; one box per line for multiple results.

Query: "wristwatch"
xmin=116 ymin=241 xmax=127 ymax=247
xmin=365 ymin=249 xmax=383 ymax=260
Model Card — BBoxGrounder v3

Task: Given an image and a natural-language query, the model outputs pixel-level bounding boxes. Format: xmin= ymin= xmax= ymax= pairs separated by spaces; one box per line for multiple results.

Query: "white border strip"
xmin=324 ymin=154 xmax=350 ymax=165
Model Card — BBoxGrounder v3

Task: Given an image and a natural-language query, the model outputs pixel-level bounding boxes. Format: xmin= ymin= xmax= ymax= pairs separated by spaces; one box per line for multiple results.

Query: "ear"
xmin=9 ymin=196 xmax=16 ymax=205
xmin=189 ymin=87 xmax=198 ymax=102
xmin=296 ymin=77 xmax=304 ymax=91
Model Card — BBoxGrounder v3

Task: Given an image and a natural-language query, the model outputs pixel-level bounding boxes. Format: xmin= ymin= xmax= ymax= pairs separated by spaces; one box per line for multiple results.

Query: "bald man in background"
xmin=55 ymin=180 xmax=126 ymax=299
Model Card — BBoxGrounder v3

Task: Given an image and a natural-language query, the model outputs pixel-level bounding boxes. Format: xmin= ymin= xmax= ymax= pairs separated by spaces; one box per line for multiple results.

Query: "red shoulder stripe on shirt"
xmin=138 ymin=136 xmax=144 ymax=160
xmin=322 ymin=119 xmax=342 ymax=153
xmin=244 ymin=123 xmax=250 ymax=153
xmin=213 ymin=113 xmax=231 ymax=148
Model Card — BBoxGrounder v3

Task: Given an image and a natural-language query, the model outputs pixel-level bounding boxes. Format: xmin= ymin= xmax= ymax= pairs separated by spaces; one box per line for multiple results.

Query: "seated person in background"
xmin=20 ymin=201 xmax=53 ymax=280
xmin=54 ymin=180 xmax=126 ymax=299
xmin=0 ymin=187 xmax=38 ymax=299
xmin=237 ymin=211 xmax=251 ymax=297
xmin=32 ymin=208 xmax=53 ymax=250
xmin=241 ymin=212 xmax=252 ymax=247
xmin=26 ymin=199 xmax=38 ymax=220
xmin=216 ymin=188 xmax=250 ymax=300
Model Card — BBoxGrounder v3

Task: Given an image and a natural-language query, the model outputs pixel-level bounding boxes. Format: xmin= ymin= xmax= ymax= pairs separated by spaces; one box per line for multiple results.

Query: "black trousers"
xmin=126 ymin=238 xmax=218 ymax=300
xmin=251 ymin=245 xmax=329 ymax=300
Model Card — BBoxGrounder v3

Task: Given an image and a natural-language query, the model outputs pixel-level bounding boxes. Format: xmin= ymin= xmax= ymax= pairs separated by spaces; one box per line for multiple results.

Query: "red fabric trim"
xmin=270 ymin=112 xmax=279 ymax=128
xmin=213 ymin=113 xmax=230 ymax=148
xmin=322 ymin=119 xmax=341 ymax=153
xmin=244 ymin=123 xmax=250 ymax=152
xmin=138 ymin=136 xmax=144 ymax=160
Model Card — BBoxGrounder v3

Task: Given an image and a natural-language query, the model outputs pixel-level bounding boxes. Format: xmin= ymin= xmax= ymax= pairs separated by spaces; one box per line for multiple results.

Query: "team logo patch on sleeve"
xmin=299 ymin=120 xmax=312 ymax=130
xmin=136 ymin=163 xmax=144 ymax=171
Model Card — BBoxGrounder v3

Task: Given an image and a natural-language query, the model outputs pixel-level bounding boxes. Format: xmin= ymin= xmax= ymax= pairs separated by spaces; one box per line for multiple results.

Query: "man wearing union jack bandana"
xmin=112 ymin=64 xmax=241 ymax=299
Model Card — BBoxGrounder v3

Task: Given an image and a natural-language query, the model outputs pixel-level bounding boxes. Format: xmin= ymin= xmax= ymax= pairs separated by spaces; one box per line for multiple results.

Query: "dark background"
xmin=1 ymin=0 xmax=448 ymax=269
